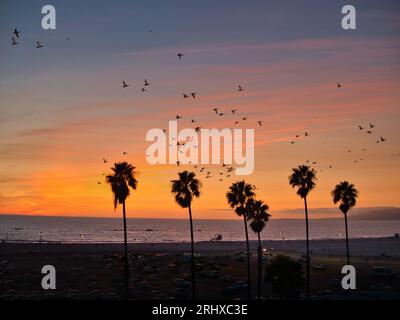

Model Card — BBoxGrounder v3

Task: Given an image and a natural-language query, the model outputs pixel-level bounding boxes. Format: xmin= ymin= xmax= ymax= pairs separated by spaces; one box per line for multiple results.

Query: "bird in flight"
xmin=358 ymin=125 xmax=364 ymax=130
xmin=177 ymin=53 xmax=184 ymax=60
xmin=144 ymin=79 xmax=151 ymax=86
xmin=191 ymin=92 xmax=198 ymax=99
xmin=380 ymin=137 xmax=386 ymax=142
xmin=231 ymin=109 xmax=238 ymax=114
xmin=242 ymin=117 xmax=248 ymax=121
xmin=191 ymin=119 xmax=197 ymax=123
xmin=13 ymin=28 xmax=20 ymax=38
xmin=122 ymin=81 xmax=129 ymax=88
xmin=258 ymin=121 xmax=263 ymax=127
xmin=176 ymin=115 xmax=183 ymax=120
xmin=290 ymin=141 xmax=295 ymax=145
xmin=337 ymin=82 xmax=342 ymax=88
xmin=238 ymin=85 xmax=244 ymax=92
xmin=141 ymin=88 xmax=146 ymax=92
xmin=367 ymin=131 xmax=372 ymax=135
xmin=177 ymin=161 xmax=181 ymax=167
xmin=123 ymin=152 xmax=128 ymax=155
xmin=219 ymin=112 xmax=226 ymax=116
xmin=234 ymin=121 xmax=240 ymax=125
xmin=103 ymin=158 xmax=108 ymax=164
xmin=195 ymin=127 xmax=201 ymax=133
xmin=370 ymin=123 xmax=375 ymax=129
xmin=11 ymin=37 xmax=18 ymax=45
xmin=183 ymin=93 xmax=190 ymax=99
xmin=304 ymin=132 xmax=309 ymax=137
xmin=213 ymin=108 xmax=219 ymax=114
xmin=36 ymin=41 xmax=43 ymax=48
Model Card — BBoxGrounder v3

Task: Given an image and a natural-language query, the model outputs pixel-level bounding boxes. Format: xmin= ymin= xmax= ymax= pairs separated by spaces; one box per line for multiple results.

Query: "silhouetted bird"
xmin=195 ymin=127 xmax=201 ymax=133
xmin=183 ymin=93 xmax=190 ymax=99
xmin=367 ymin=131 xmax=372 ymax=135
xmin=337 ymin=82 xmax=342 ymax=88
xmin=238 ymin=85 xmax=244 ymax=92
xmin=103 ymin=158 xmax=108 ymax=164
xmin=122 ymin=81 xmax=129 ymax=88
xmin=123 ymin=152 xmax=128 ymax=155
xmin=191 ymin=92 xmax=198 ymax=99
xmin=213 ymin=108 xmax=219 ymax=114
xmin=231 ymin=109 xmax=238 ymax=114
xmin=176 ymin=115 xmax=182 ymax=120
xmin=358 ymin=125 xmax=364 ymax=130
xmin=380 ymin=137 xmax=386 ymax=142
xmin=242 ymin=117 xmax=248 ymax=121
xmin=191 ymin=119 xmax=196 ymax=123
xmin=370 ymin=123 xmax=375 ymax=128
xmin=36 ymin=41 xmax=43 ymax=48
xmin=144 ymin=79 xmax=150 ymax=86
xmin=13 ymin=28 xmax=20 ymax=38
xmin=177 ymin=53 xmax=184 ymax=60
xmin=304 ymin=132 xmax=309 ymax=137
xmin=177 ymin=161 xmax=181 ymax=166
xmin=141 ymin=88 xmax=146 ymax=92
xmin=258 ymin=121 xmax=263 ymax=127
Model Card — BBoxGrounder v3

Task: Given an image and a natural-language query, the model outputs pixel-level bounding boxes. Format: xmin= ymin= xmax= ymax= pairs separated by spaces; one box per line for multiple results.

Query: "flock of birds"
xmin=10 ymin=28 xmax=48 ymax=48
xmin=357 ymin=123 xmax=386 ymax=144
xmin=96 ymin=55 xmax=390 ymax=183
xmin=8 ymin=28 xmax=387 ymax=185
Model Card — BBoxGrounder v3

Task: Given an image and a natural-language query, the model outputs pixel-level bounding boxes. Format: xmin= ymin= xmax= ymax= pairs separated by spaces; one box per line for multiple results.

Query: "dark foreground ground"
xmin=1 ymin=238 xmax=400 ymax=300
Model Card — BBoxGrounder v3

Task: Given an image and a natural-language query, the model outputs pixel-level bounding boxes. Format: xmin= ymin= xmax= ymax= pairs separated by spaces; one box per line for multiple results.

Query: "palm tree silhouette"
xmin=288 ymin=165 xmax=317 ymax=298
xmin=331 ymin=181 xmax=359 ymax=265
xmin=106 ymin=162 xmax=138 ymax=298
xmin=226 ymin=181 xmax=256 ymax=299
xmin=247 ymin=198 xmax=270 ymax=300
xmin=171 ymin=171 xmax=202 ymax=300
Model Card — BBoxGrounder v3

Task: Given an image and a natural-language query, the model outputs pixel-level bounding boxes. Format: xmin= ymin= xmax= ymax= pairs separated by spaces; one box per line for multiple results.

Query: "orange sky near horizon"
xmin=1 ymin=2 xmax=400 ymax=219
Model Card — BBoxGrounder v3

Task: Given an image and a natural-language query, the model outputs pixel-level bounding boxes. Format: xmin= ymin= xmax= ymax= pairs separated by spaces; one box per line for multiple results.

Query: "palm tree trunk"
xmin=257 ymin=232 xmax=262 ymax=300
xmin=304 ymin=196 xmax=310 ymax=298
xmin=122 ymin=201 xmax=130 ymax=299
xmin=344 ymin=212 xmax=350 ymax=265
xmin=243 ymin=214 xmax=251 ymax=300
xmin=188 ymin=205 xmax=196 ymax=300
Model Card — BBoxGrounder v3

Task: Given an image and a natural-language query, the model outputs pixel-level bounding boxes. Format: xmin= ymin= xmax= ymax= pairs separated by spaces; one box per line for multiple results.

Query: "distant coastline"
xmin=0 ymin=207 xmax=399 ymax=220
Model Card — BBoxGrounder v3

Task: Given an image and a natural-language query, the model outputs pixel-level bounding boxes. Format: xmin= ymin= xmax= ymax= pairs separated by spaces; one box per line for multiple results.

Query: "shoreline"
xmin=2 ymin=236 xmax=400 ymax=257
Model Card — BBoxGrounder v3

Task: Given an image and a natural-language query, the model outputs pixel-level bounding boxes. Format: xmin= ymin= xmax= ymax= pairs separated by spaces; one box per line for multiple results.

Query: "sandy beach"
xmin=1 ymin=237 xmax=399 ymax=300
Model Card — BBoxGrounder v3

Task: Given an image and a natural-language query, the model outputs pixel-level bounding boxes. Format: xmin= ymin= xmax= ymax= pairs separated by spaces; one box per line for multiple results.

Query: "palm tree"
xmin=288 ymin=165 xmax=317 ymax=298
xmin=106 ymin=162 xmax=138 ymax=298
xmin=171 ymin=171 xmax=202 ymax=300
xmin=331 ymin=181 xmax=359 ymax=265
xmin=265 ymin=255 xmax=305 ymax=299
xmin=247 ymin=199 xmax=271 ymax=300
xmin=226 ymin=181 xmax=256 ymax=299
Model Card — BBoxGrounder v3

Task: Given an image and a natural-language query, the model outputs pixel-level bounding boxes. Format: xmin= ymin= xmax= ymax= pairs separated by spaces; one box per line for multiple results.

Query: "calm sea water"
xmin=0 ymin=215 xmax=399 ymax=243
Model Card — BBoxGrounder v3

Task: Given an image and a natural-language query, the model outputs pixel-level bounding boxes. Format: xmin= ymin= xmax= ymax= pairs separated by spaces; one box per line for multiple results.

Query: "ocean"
xmin=1 ymin=215 xmax=399 ymax=243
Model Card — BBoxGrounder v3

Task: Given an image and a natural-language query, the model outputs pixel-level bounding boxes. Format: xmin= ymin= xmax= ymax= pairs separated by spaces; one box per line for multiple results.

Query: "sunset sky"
xmin=0 ymin=0 xmax=399 ymax=219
